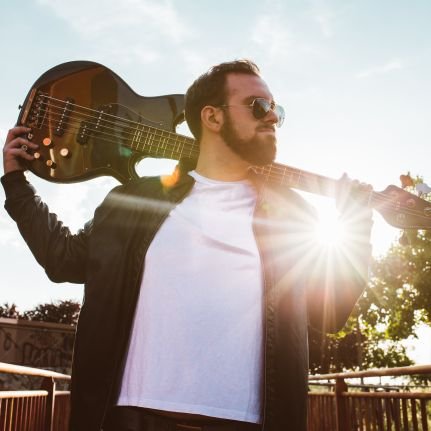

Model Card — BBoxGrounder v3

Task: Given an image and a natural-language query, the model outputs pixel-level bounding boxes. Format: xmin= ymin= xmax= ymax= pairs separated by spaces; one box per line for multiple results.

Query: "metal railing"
xmin=2 ymin=361 xmax=431 ymax=430
xmin=0 ymin=362 xmax=70 ymax=431
xmin=308 ymin=364 xmax=431 ymax=431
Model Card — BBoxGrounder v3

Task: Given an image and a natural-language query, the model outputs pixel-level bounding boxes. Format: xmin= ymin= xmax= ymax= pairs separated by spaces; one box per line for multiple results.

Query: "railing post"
xmin=41 ymin=376 xmax=56 ymax=431
xmin=334 ymin=377 xmax=348 ymax=431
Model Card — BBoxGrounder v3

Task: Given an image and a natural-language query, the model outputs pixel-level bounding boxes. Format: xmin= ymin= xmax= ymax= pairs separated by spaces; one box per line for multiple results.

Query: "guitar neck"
xmin=253 ymin=163 xmax=341 ymax=198
xmin=128 ymin=127 xmax=359 ymax=200
xmin=128 ymin=129 xmax=431 ymax=230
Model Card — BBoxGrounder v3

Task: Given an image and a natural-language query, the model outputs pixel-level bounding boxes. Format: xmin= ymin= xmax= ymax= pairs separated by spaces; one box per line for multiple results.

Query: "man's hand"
xmin=3 ymin=126 xmax=39 ymax=174
xmin=336 ymin=173 xmax=373 ymax=215
xmin=336 ymin=173 xmax=374 ymax=240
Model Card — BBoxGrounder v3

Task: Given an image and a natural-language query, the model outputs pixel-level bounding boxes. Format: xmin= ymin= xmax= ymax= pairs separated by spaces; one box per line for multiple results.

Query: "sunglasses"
xmin=219 ymin=98 xmax=285 ymax=127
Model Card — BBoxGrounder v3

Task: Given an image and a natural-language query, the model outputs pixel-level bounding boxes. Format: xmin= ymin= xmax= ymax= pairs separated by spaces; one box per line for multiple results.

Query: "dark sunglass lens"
xmin=252 ymin=99 xmax=270 ymax=119
xmin=251 ymin=99 xmax=285 ymax=126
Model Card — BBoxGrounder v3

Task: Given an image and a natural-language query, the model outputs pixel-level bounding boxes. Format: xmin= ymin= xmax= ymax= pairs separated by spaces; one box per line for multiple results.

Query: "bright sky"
xmin=1 ymin=0 xmax=431 ymax=361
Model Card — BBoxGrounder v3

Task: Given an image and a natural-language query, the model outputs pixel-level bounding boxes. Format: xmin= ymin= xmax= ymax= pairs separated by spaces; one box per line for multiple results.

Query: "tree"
xmin=0 ymin=302 xmax=20 ymax=319
xmin=309 ymin=307 xmax=414 ymax=374
xmin=22 ymin=300 xmax=81 ymax=325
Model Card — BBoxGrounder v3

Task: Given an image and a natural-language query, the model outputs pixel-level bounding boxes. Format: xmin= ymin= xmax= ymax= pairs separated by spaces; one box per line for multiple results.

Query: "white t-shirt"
xmin=117 ymin=171 xmax=264 ymax=423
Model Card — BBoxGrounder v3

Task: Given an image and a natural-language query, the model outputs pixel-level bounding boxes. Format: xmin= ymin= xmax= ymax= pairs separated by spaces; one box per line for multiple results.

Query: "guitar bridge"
xmin=20 ymin=88 xmax=37 ymax=125
xmin=21 ymin=91 xmax=48 ymax=129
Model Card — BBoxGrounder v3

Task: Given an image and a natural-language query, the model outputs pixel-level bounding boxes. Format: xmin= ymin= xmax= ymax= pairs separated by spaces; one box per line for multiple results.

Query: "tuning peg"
xmin=400 ymin=174 xmax=414 ymax=189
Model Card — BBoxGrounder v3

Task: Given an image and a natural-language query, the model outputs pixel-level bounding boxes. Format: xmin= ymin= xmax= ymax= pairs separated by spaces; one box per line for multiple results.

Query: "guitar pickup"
xmin=76 ymin=104 xmax=112 ymax=145
xmin=77 ymin=121 xmax=92 ymax=145
xmin=54 ymin=98 xmax=74 ymax=136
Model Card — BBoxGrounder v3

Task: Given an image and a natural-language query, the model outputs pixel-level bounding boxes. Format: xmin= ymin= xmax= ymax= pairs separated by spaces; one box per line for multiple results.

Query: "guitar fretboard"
xmin=125 ymin=122 xmax=340 ymax=197
xmin=129 ymin=125 xmax=199 ymax=161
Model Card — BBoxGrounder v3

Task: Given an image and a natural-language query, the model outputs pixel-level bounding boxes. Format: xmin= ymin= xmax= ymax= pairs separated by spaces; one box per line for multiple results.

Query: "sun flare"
xmin=314 ymin=207 xmax=346 ymax=247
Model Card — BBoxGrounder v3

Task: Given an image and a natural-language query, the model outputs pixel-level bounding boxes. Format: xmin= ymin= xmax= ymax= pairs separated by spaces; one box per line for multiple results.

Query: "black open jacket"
xmin=2 ymin=168 xmax=370 ymax=431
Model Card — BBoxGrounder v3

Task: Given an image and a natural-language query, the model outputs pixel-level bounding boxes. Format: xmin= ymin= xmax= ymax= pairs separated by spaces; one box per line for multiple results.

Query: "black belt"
xmin=104 ymin=406 xmax=261 ymax=431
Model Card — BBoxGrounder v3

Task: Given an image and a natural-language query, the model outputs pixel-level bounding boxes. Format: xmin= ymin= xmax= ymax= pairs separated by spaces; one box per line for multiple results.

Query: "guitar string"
xmin=44 ymin=111 xmax=198 ymax=158
xmin=28 ymin=99 xmax=389 ymax=191
xmin=32 ymin=100 xmax=199 ymax=158
xmin=31 ymin=103 xmax=341 ymax=189
xmin=255 ymin=165 xmax=431 ymax=222
xmin=30 ymin=104 xmax=426 ymax=209
xmin=30 ymin=102 xmax=431 ymax=221
xmin=31 ymin=107 xmax=431 ymax=223
xmin=29 ymin=96 xmax=421 ymax=196
xmin=28 ymin=97 xmax=388 ymax=201
xmin=34 ymin=96 xmax=198 ymax=153
xmin=33 ymin=119 xmax=431 ymax=223
xmin=32 ymin=97 xmax=381 ymax=193
xmin=35 ymin=113 xmax=199 ymax=161
xmin=27 ymin=98 xmax=431 ymax=221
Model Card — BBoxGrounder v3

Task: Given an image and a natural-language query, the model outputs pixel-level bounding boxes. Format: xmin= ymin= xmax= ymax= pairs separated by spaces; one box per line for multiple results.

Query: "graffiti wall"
xmin=0 ymin=317 xmax=75 ymax=371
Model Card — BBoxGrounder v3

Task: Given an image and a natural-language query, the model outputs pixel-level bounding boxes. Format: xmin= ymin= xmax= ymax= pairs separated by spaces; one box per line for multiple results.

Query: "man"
xmin=2 ymin=60 xmax=373 ymax=431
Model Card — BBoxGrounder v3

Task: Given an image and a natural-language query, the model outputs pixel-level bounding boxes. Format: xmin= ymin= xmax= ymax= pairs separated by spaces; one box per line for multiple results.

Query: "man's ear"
xmin=201 ymin=106 xmax=224 ymax=133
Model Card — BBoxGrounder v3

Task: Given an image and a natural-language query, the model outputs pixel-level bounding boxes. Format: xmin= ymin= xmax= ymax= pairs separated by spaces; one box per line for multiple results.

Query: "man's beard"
xmin=220 ymin=114 xmax=277 ymax=166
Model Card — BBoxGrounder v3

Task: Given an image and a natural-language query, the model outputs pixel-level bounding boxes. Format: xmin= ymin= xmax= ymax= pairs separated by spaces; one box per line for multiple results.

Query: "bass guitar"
xmin=16 ymin=61 xmax=431 ymax=230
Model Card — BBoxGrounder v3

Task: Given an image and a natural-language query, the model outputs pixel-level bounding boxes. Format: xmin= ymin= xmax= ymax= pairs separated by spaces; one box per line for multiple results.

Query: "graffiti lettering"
xmin=21 ymin=342 xmax=72 ymax=368
xmin=0 ymin=328 xmax=19 ymax=352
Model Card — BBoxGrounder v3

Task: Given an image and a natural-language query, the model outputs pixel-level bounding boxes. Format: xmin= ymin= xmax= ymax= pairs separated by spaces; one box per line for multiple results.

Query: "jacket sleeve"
xmin=258 ymin=183 xmax=371 ymax=335
xmin=305 ymin=207 xmax=372 ymax=333
xmin=2 ymin=171 xmax=91 ymax=283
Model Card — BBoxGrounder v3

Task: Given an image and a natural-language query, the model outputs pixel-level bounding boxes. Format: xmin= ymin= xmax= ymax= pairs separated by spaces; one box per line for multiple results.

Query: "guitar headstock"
xmin=375 ymin=185 xmax=431 ymax=230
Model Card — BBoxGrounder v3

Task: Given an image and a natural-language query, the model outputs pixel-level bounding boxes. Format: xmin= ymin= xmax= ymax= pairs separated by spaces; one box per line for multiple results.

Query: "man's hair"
xmin=184 ymin=60 xmax=261 ymax=140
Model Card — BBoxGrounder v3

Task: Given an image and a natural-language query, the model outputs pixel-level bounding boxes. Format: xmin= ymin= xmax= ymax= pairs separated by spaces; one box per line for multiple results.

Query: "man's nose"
xmin=265 ymin=107 xmax=279 ymax=125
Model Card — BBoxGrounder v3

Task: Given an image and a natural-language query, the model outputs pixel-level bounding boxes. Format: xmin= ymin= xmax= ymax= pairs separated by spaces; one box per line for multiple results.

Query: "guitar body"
xmin=18 ymin=61 xmax=186 ymax=183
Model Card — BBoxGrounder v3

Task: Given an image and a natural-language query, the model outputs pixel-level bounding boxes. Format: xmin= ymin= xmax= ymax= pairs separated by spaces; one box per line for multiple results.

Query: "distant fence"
xmin=0 ymin=362 xmax=70 ymax=431
xmin=308 ymin=364 xmax=431 ymax=431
